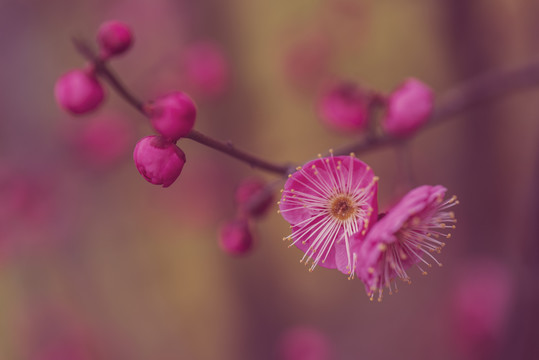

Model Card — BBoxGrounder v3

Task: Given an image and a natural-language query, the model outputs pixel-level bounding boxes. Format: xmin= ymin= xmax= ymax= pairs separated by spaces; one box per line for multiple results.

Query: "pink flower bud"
xmin=218 ymin=219 xmax=253 ymax=256
xmin=96 ymin=20 xmax=133 ymax=57
xmin=318 ymin=83 xmax=368 ymax=132
xmin=54 ymin=69 xmax=105 ymax=114
xmin=382 ymin=78 xmax=434 ymax=137
xmin=277 ymin=326 xmax=332 ymax=360
xmin=148 ymin=92 xmax=197 ymax=141
xmin=69 ymin=114 xmax=134 ymax=170
xmin=235 ymin=178 xmax=273 ymax=218
xmin=283 ymin=32 xmax=331 ymax=92
xmin=133 ymin=135 xmax=186 ymax=187
xmin=183 ymin=42 xmax=229 ymax=98
xmin=451 ymin=259 xmax=513 ymax=359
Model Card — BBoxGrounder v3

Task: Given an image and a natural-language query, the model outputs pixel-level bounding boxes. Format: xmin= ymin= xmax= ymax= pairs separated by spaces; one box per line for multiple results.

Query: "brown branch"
xmin=73 ymin=37 xmax=539 ymax=172
xmin=72 ymin=38 xmax=292 ymax=175
xmin=185 ymin=131 xmax=291 ymax=174
xmin=73 ymin=39 xmax=146 ymax=114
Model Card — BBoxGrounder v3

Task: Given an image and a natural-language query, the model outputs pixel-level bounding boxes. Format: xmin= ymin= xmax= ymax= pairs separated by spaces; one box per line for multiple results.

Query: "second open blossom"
xmin=354 ymin=185 xmax=458 ymax=301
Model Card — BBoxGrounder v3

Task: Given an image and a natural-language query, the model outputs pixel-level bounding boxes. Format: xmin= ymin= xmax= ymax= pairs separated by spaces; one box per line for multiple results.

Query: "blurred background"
xmin=1 ymin=0 xmax=539 ymax=359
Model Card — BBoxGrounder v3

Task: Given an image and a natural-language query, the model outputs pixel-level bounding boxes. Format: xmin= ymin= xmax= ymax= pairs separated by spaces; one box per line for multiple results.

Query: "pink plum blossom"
xmin=279 ymin=153 xmax=378 ymax=273
xmin=382 ymin=78 xmax=434 ymax=137
xmin=219 ymin=219 xmax=253 ymax=256
xmin=354 ymin=185 xmax=458 ymax=301
xmin=183 ymin=42 xmax=229 ymax=98
xmin=133 ymin=135 xmax=186 ymax=187
xmin=54 ymin=69 xmax=105 ymax=115
xmin=97 ymin=20 xmax=133 ymax=58
xmin=148 ymin=91 xmax=197 ymax=141
xmin=318 ymin=83 xmax=369 ymax=132
xmin=277 ymin=326 xmax=332 ymax=360
xmin=235 ymin=177 xmax=274 ymax=218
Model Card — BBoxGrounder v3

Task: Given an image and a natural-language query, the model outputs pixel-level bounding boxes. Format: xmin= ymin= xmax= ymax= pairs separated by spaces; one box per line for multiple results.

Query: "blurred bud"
xmin=277 ymin=326 xmax=332 ymax=360
xmin=183 ymin=41 xmax=229 ymax=98
xmin=33 ymin=343 xmax=92 ymax=360
xmin=148 ymin=92 xmax=197 ymax=141
xmin=22 ymin=305 xmax=94 ymax=360
xmin=318 ymin=82 xmax=368 ymax=132
xmin=133 ymin=135 xmax=186 ymax=187
xmin=218 ymin=219 xmax=253 ymax=256
xmin=451 ymin=259 xmax=513 ymax=359
xmin=54 ymin=69 xmax=105 ymax=115
xmin=283 ymin=32 xmax=331 ymax=92
xmin=235 ymin=178 xmax=274 ymax=218
xmin=68 ymin=113 xmax=134 ymax=170
xmin=97 ymin=20 xmax=133 ymax=58
xmin=381 ymin=78 xmax=434 ymax=137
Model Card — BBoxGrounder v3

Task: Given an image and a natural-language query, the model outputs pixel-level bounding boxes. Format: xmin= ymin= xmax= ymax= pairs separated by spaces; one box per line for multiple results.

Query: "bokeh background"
xmin=1 ymin=0 xmax=539 ymax=359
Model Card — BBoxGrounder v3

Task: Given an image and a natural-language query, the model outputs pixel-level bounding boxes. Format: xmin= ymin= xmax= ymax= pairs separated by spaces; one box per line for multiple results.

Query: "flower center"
xmin=329 ymin=195 xmax=356 ymax=221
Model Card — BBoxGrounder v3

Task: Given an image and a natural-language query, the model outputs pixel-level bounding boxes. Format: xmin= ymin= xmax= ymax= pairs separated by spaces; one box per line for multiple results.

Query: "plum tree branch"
xmin=73 ymin=38 xmax=539 ymax=174
xmin=73 ymin=38 xmax=292 ymax=175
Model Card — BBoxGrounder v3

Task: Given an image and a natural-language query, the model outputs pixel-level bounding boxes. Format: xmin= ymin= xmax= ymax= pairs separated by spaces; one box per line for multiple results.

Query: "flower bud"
xmin=277 ymin=326 xmax=332 ymax=360
xmin=382 ymin=78 xmax=434 ymax=137
xmin=235 ymin=178 xmax=273 ymax=218
xmin=97 ymin=20 xmax=133 ymax=57
xmin=183 ymin=42 xmax=229 ymax=98
xmin=133 ymin=135 xmax=186 ymax=187
xmin=452 ymin=259 xmax=513 ymax=359
xmin=69 ymin=114 xmax=134 ymax=170
xmin=148 ymin=92 xmax=197 ymax=141
xmin=54 ymin=69 xmax=105 ymax=114
xmin=218 ymin=219 xmax=253 ymax=256
xmin=318 ymin=82 xmax=368 ymax=132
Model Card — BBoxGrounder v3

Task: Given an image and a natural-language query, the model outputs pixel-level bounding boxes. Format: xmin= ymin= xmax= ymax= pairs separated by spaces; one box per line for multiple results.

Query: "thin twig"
xmin=73 ymin=38 xmax=539 ymax=172
xmin=73 ymin=39 xmax=146 ymax=113
xmin=185 ymin=131 xmax=292 ymax=174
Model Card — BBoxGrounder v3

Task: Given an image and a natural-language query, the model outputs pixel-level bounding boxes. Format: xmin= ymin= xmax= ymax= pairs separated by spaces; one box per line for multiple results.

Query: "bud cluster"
xmin=55 ymin=20 xmax=199 ymax=188
xmin=318 ymin=78 xmax=434 ymax=137
xmin=54 ymin=21 xmax=459 ymax=281
xmin=219 ymin=178 xmax=274 ymax=256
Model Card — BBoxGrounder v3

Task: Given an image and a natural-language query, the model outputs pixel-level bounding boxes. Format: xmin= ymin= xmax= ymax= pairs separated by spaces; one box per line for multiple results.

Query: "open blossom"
xmin=354 ymin=185 xmax=458 ymax=301
xmin=278 ymin=153 xmax=378 ymax=273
